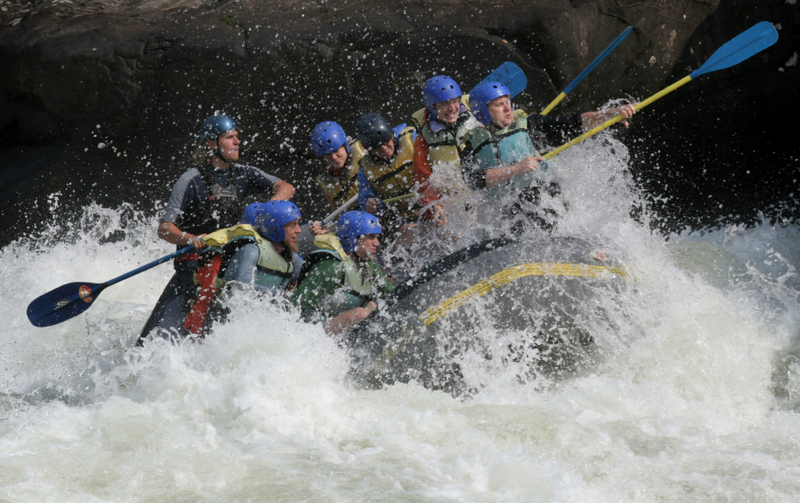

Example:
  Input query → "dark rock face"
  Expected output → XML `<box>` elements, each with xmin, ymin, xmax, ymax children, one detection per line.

<box><xmin>0</xmin><ymin>0</ymin><xmax>797</xmax><ymax>246</ymax></box>
<box><xmin>626</xmin><ymin>0</ymin><xmax>800</xmax><ymax>231</ymax></box>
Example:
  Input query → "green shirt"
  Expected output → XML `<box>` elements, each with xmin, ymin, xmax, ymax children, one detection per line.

<box><xmin>293</xmin><ymin>257</ymin><xmax>395</xmax><ymax>323</ymax></box>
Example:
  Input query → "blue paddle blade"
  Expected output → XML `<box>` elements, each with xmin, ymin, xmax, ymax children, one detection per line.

<box><xmin>692</xmin><ymin>22</ymin><xmax>778</xmax><ymax>78</ymax></box>
<box><xmin>469</xmin><ymin>61</ymin><xmax>528</xmax><ymax>98</ymax></box>
<box><xmin>563</xmin><ymin>26</ymin><xmax>633</xmax><ymax>95</ymax></box>
<box><xmin>27</xmin><ymin>282</ymin><xmax>103</xmax><ymax>327</ymax></box>
<box><xmin>27</xmin><ymin>246</ymin><xmax>193</xmax><ymax>328</ymax></box>
<box><xmin>392</xmin><ymin>122</ymin><xmax>416</xmax><ymax>142</ymax></box>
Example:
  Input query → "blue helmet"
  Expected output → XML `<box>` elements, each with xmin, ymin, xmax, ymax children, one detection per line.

<box><xmin>199</xmin><ymin>114</ymin><xmax>239</xmax><ymax>142</ymax></box>
<box><xmin>337</xmin><ymin>211</ymin><xmax>382</xmax><ymax>254</ymax></box>
<box><xmin>422</xmin><ymin>75</ymin><xmax>462</xmax><ymax>118</ymax></box>
<box><xmin>311</xmin><ymin>121</ymin><xmax>350</xmax><ymax>157</ymax></box>
<box><xmin>241</xmin><ymin>201</ymin><xmax>301</xmax><ymax>243</ymax></box>
<box><xmin>469</xmin><ymin>81</ymin><xmax>511</xmax><ymax>125</ymax></box>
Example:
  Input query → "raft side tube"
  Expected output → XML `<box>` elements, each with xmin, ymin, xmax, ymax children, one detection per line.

<box><xmin>347</xmin><ymin>236</ymin><xmax>629</xmax><ymax>394</ymax></box>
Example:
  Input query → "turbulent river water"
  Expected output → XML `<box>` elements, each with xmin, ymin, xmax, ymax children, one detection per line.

<box><xmin>2</xmin><ymin>134</ymin><xmax>800</xmax><ymax>502</ymax></box>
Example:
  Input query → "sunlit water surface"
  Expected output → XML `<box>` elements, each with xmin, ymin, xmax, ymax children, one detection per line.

<box><xmin>2</xmin><ymin>136</ymin><xmax>800</xmax><ymax>502</ymax></box>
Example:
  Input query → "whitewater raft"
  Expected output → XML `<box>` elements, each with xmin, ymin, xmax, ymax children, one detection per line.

<box><xmin>344</xmin><ymin>234</ymin><xmax>629</xmax><ymax>394</ymax></box>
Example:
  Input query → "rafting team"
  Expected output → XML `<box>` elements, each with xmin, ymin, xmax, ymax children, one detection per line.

<box><xmin>136</xmin><ymin>74</ymin><xmax>636</xmax><ymax>345</ymax></box>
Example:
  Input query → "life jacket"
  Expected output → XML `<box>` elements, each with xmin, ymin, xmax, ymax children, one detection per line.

<box><xmin>462</xmin><ymin>109</ymin><xmax>548</xmax><ymax>192</ymax></box>
<box><xmin>314</xmin><ymin>137</ymin><xmax>365</xmax><ymax>208</ymax></box>
<box><xmin>198</xmin><ymin>166</ymin><xmax>243</xmax><ymax>232</ymax></box>
<box><xmin>183</xmin><ymin>224</ymin><xmax>302</xmax><ymax>335</ymax></box>
<box><xmin>206</xmin><ymin>224</ymin><xmax>302</xmax><ymax>288</ymax></box>
<box><xmin>410</xmin><ymin>96</ymin><xmax>478</xmax><ymax>168</ymax></box>
<box><xmin>183</xmin><ymin>253</ymin><xmax>222</xmax><ymax>337</ymax></box>
<box><xmin>358</xmin><ymin>126</ymin><xmax>419</xmax><ymax>221</ymax></box>
<box><xmin>296</xmin><ymin>233</ymin><xmax>382</xmax><ymax>317</ymax></box>
<box><xmin>411</xmin><ymin>96</ymin><xmax>480</xmax><ymax>208</ymax></box>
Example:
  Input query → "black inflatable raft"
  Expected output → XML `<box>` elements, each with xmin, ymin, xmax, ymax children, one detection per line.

<box><xmin>345</xmin><ymin>234</ymin><xmax>629</xmax><ymax>395</ymax></box>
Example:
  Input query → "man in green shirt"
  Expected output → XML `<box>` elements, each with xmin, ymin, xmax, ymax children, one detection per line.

<box><xmin>293</xmin><ymin>211</ymin><xmax>395</xmax><ymax>336</ymax></box>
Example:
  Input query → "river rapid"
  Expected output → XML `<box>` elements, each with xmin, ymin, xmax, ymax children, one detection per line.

<box><xmin>2</xmin><ymin>133</ymin><xmax>800</xmax><ymax>502</ymax></box>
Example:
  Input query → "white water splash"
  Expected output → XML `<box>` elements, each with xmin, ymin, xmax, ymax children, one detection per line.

<box><xmin>2</xmin><ymin>136</ymin><xmax>800</xmax><ymax>501</ymax></box>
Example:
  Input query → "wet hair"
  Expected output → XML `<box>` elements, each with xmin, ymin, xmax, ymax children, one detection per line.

<box><xmin>193</xmin><ymin>142</ymin><xmax>214</xmax><ymax>166</ymax></box>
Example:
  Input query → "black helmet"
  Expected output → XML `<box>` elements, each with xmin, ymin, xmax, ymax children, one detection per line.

<box><xmin>354</xmin><ymin>113</ymin><xmax>394</xmax><ymax>150</ymax></box>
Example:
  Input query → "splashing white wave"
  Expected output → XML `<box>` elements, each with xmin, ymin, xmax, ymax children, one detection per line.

<box><xmin>2</xmin><ymin>135</ymin><xmax>800</xmax><ymax>501</ymax></box>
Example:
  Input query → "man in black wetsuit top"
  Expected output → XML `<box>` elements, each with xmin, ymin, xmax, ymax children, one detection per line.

<box><xmin>137</xmin><ymin>113</ymin><xmax>295</xmax><ymax>344</ymax></box>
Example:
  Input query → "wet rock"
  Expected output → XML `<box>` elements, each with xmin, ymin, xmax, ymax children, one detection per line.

<box><xmin>0</xmin><ymin>0</ymin><xmax>797</xmax><ymax>244</ymax></box>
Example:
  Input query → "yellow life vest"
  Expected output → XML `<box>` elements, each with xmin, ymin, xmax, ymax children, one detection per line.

<box><xmin>314</xmin><ymin>137</ymin><xmax>365</xmax><ymax>208</ymax></box>
<box><xmin>203</xmin><ymin>224</ymin><xmax>298</xmax><ymax>285</ymax></box>
<box><xmin>358</xmin><ymin>126</ymin><xmax>419</xmax><ymax>221</ymax></box>
<box><xmin>410</xmin><ymin>95</ymin><xmax>479</xmax><ymax>169</ymax></box>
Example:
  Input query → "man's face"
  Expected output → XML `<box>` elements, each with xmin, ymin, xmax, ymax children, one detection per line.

<box><xmin>433</xmin><ymin>97</ymin><xmax>461</xmax><ymax>124</ymax></box>
<box><xmin>283</xmin><ymin>220</ymin><xmax>301</xmax><ymax>253</ymax></box>
<box><xmin>354</xmin><ymin>234</ymin><xmax>380</xmax><ymax>261</ymax></box>
<box><xmin>323</xmin><ymin>145</ymin><xmax>348</xmax><ymax>170</ymax></box>
<box><xmin>373</xmin><ymin>138</ymin><xmax>395</xmax><ymax>160</ymax></box>
<box><xmin>487</xmin><ymin>95</ymin><xmax>513</xmax><ymax>128</ymax></box>
<box><xmin>210</xmin><ymin>130</ymin><xmax>240</xmax><ymax>162</ymax></box>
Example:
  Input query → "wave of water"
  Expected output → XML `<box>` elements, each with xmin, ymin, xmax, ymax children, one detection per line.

<box><xmin>2</xmin><ymin>134</ymin><xmax>800</xmax><ymax>501</ymax></box>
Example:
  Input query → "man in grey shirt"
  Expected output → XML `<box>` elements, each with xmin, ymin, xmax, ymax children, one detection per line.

<box><xmin>137</xmin><ymin>114</ymin><xmax>294</xmax><ymax>344</ymax></box>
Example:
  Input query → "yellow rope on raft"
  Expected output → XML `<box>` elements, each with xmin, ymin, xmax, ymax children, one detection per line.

<box><xmin>419</xmin><ymin>262</ymin><xmax>627</xmax><ymax>327</ymax></box>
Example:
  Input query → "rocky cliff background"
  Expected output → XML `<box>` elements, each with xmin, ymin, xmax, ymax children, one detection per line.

<box><xmin>1</xmin><ymin>0</ymin><xmax>798</xmax><ymax>246</ymax></box>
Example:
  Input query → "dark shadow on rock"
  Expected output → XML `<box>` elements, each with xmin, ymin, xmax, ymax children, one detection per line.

<box><xmin>0</xmin><ymin>0</ymin><xmax>797</xmax><ymax>248</ymax></box>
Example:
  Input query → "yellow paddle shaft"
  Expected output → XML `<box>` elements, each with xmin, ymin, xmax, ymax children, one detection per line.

<box><xmin>378</xmin><ymin>74</ymin><xmax>693</xmax><ymax>204</ymax></box>
<box><xmin>539</xmin><ymin>91</ymin><xmax>567</xmax><ymax>116</ymax></box>
<box><xmin>543</xmin><ymin>75</ymin><xmax>693</xmax><ymax>160</ymax></box>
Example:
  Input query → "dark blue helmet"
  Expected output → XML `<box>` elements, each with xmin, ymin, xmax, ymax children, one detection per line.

<box><xmin>199</xmin><ymin>114</ymin><xmax>239</xmax><ymax>142</ymax></box>
<box><xmin>354</xmin><ymin>113</ymin><xmax>394</xmax><ymax>150</ymax></box>
<box><xmin>242</xmin><ymin>201</ymin><xmax>301</xmax><ymax>243</ymax></box>
<box><xmin>336</xmin><ymin>211</ymin><xmax>382</xmax><ymax>254</ymax></box>
<box><xmin>311</xmin><ymin>121</ymin><xmax>350</xmax><ymax>157</ymax></box>
<box><xmin>422</xmin><ymin>75</ymin><xmax>462</xmax><ymax>118</ymax></box>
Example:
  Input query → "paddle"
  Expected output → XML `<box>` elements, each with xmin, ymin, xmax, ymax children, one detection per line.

<box><xmin>469</xmin><ymin>61</ymin><xmax>528</xmax><ymax>98</ymax></box>
<box><xmin>382</xmin><ymin>193</ymin><xmax>414</xmax><ymax>205</ymax></box>
<box><xmin>539</xmin><ymin>26</ymin><xmax>633</xmax><ymax>115</ymax></box>
<box><xmin>27</xmin><ymin>245</ymin><xmax>195</xmax><ymax>327</ymax></box>
<box><xmin>375</xmin><ymin>23</ymin><xmax>778</xmax><ymax>205</ymax></box>
<box><xmin>317</xmin><ymin>193</ymin><xmax>412</xmax><ymax>227</ymax></box>
<box><xmin>322</xmin><ymin>194</ymin><xmax>359</xmax><ymax>224</ymax></box>
<box><xmin>542</xmin><ymin>21</ymin><xmax>779</xmax><ymax>160</ymax></box>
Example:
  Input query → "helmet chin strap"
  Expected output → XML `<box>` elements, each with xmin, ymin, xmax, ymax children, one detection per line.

<box><xmin>210</xmin><ymin>135</ymin><xmax>231</xmax><ymax>168</ymax></box>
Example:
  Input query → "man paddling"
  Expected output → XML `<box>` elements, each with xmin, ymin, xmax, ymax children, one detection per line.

<box><xmin>292</xmin><ymin>211</ymin><xmax>395</xmax><ymax>337</ymax></box>
<box><xmin>461</xmin><ymin>81</ymin><xmax>636</xmax><ymax>233</ymax></box>
<box><xmin>137</xmin><ymin>114</ymin><xmax>295</xmax><ymax>345</ymax></box>
<box><xmin>220</xmin><ymin>201</ymin><xmax>304</xmax><ymax>294</ymax></box>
